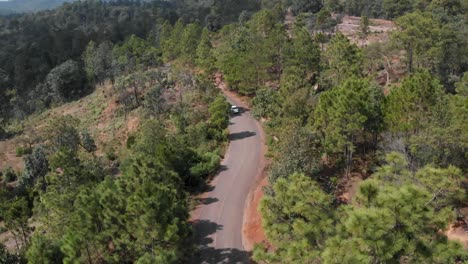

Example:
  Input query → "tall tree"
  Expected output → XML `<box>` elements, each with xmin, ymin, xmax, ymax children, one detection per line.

<box><xmin>119</xmin><ymin>155</ymin><xmax>190</xmax><ymax>263</ymax></box>
<box><xmin>312</xmin><ymin>77</ymin><xmax>382</xmax><ymax>175</ymax></box>
<box><xmin>383</xmin><ymin>71</ymin><xmax>444</xmax><ymax>134</ymax></box>
<box><xmin>196</xmin><ymin>28</ymin><xmax>215</xmax><ymax>72</ymax></box>
<box><xmin>278</xmin><ymin>24</ymin><xmax>319</xmax><ymax>119</ymax></box>
<box><xmin>180</xmin><ymin>22</ymin><xmax>202</xmax><ymax>65</ymax></box>
<box><xmin>254</xmin><ymin>173</ymin><xmax>334</xmax><ymax>263</ymax></box>
<box><xmin>321</xmin><ymin>33</ymin><xmax>363</xmax><ymax>89</ymax></box>
<box><xmin>391</xmin><ymin>12</ymin><xmax>441</xmax><ymax>73</ymax></box>
<box><xmin>323</xmin><ymin>155</ymin><xmax>466</xmax><ymax>263</ymax></box>
<box><xmin>22</xmin><ymin>145</ymin><xmax>48</xmax><ymax>190</ymax></box>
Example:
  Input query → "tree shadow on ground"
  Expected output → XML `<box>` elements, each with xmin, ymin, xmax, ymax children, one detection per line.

<box><xmin>218</xmin><ymin>165</ymin><xmax>228</xmax><ymax>172</ymax></box>
<box><xmin>195</xmin><ymin>197</ymin><xmax>219</xmax><ymax>205</ymax></box>
<box><xmin>189</xmin><ymin>220</ymin><xmax>251</xmax><ymax>264</ymax></box>
<box><xmin>229</xmin><ymin>131</ymin><xmax>256</xmax><ymax>141</ymax></box>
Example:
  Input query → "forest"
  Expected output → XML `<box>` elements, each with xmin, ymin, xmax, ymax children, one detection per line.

<box><xmin>0</xmin><ymin>0</ymin><xmax>467</xmax><ymax>263</ymax></box>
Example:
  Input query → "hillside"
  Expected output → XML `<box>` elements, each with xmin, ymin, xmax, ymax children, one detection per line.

<box><xmin>0</xmin><ymin>0</ymin><xmax>467</xmax><ymax>263</ymax></box>
<box><xmin>0</xmin><ymin>0</ymin><xmax>73</xmax><ymax>14</ymax></box>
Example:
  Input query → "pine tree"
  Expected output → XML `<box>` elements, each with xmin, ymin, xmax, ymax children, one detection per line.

<box><xmin>321</xmin><ymin>33</ymin><xmax>363</xmax><ymax>89</ymax></box>
<box><xmin>82</xmin><ymin>41</ymin><xmax>97</xmax><ymax>84</ymax></box>
<box><xmin>119</xmin><ymin>155</ymin><xmax>189</xmax><ymax>263</ymax></box>
<box><xmin>196</xmin><ymin>28</ymin><xmax>215</xmax><ymax>72</ymax></box>
<box><xmin>312</xmin><ymin>77</ymin><xmax>383</xmax><ymax>175</ymax></box>
<box><xmin>27</xmin><ymin>234</ymin><xmax>63</xmax><ymax>264</ymax></box>
<box><xmin>254</xmin><ymin>173</ymin><xmax>334</xmax><ymax>263</ymax></box>
<box><xmin>180</xmin><ymin>22</ymin><xmax>202</xmax><ymax>65</ymax></box>
<box><xmin>383</xmin><ymin>70</ymin><xmax>444</xmax><ymax>134</ymax></box>
<box><xmin>284</xmin><ymin>24</ymin><xmax>320</xmax><ymax>81</ymax></box>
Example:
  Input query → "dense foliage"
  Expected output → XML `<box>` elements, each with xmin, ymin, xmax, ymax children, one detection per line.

<box><xmin>0</xmin><ymin>0</ymin><xmax>260</xmax><ymax>125</ymax></box>
<box><xmin>0</xmin><ymin>0</ymin><xmax>467</xmax><ymax>263</ymax></box>
<box><xmin>0</xmin><ymin>0</ymin><xmax>73</xmax><ymax>15</ymax></box>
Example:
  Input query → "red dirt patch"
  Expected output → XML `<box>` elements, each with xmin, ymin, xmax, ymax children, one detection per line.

<box><xmin>126</xmin><ymin>115</ymin><xmax>140</xmax><ymax>135</ymax></box>
<box><xmin>337</xmin><ymin>174</ymin><xmax>363</xmax><ymax>203</ymax></box>
<box><xmin>446</xmin><ymin>221</ymin><xmax>468</xmax><ymax>249</ymax></box>
<box><xmin>243</xmin><ymin>175</ymin><xmax>268</xmax><ymax>251</ymax></box>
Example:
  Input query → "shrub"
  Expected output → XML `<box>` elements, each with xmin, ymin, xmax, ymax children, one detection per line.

<box><xmin>126</xmin><ymin>135</ymin><xmax>136</xmax><ymax>149</ymax></box>
<box><xmin>2</xmin><ymin>167</ymin><xmax>17</xmax><ymax>183</ymax></box>
<box><xmin>190</xmin><ymin>152</ymin><xmax>221</xmax><ymax>178</ymax></box>
<box><xmin>15</xmin><ymin>146</ymin><xmax>31</xmax><ymax>157</ymax></box>
<box><xmin>105</xmin><ymin>147</ymin><xmax>117</xmax><ymax>161</ymax></box>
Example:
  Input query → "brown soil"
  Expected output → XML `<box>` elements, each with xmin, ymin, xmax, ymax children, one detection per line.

<box><xmin>337</xmin><ymin>173</ymin><xmax>363</xmax><ymax>204</ymax></box>
<box><xmin>446</xmin><ymin>221</ymin><xmax>468</xmax><ymax>249</ymax></box>
<box><xmin>0</xmin><ymin>228</ymin><xmax>19</xmax><ymax>251</ymax></box>
<box><xmin>336</xmin><ymin>15</ymin><xmax>396</xmax><ymax>47</ymax></box>
<box><xmin>0</xmin><ymin>137</ymin><xmax>23</xmax><ymax>172</ymax></box>
<box><xmin>243</xmin><ymin>175</ymin><xmax>269</xmax><ymax>251</ymax></box>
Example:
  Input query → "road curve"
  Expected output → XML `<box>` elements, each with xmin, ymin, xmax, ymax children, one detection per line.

<box><xmin>190</xmin><ymin>90</ymin><xmax>264</xmax><ymax>263</ymax></box>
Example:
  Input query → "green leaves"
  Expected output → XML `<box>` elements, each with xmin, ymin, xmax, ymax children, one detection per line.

<box><xmin>321</xmin><ymin>33</ymin><xmax>363</xmax><ymax>89</ymax></box>
<box><xmin>208</xmin><ymin>96</ymin><xmax>230</xmax><ymax>140</ymax></box>
<box><xmin>216</xmin><ymin>10</ymin><xmax>287</xmax><ymax>95</ymax></box>
<box><xmin>196</xmin><ymin>28</ymin><xmax>215</xmax><ymax>72</ymax></box>
<box><xmin>312</xmin><ymin>77</ymin><xmax>383</xmax><ymax>174</ymax></box>
<box><xmin>120</xmin><ymin>155</ymin><xmax>189</xmax><ymax>263</ymax></box>
<box><xmin>258</xmin><ymin>151</ymin><xmax>466</xmax><ymax>263</ymax></box>
<box><xmin>392</xmin><ymin>12</ymin><xmax>441</xmax><ymax>72</ymax></box>
<box><xmin>255</xmin><ymin>173</ymin><xmax>334</xmax><ymax>263</ymax></box>
<box><xmin>252</xmin><ymin>88</ymin><xmax>280</xmax><ymax>119</ymax></box>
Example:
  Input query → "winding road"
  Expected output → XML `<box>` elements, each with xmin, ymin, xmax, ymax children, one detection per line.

<box><xmin>190</xmin><ymin>88</ymin><xmax>264</xmax><ymax>263</ymax></box>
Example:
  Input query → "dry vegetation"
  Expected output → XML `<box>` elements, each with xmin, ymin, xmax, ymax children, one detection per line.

<box><xmin>0</xmin><ymin>82</ymin><xmax>140</xmax><ymax>173</ymax></box>
<box><xmin>336</xmin><ymin>15</ymin><xmax>396</xmax><ymax>46</ymax></box>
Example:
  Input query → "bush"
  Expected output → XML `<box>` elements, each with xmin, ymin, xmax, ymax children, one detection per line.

<box><xmin>2</xmin><ymin>167</ymin><xmax>17</xmax><ymax>183</ymax></box>
<box><xmin>126</xmin><ymin>135</ymin><xmax>136</xmax><ymax>149</ymax></box>
<box><xmin>15</xmin><ymin>146</ymin><xmax>31</xmax><ymax>157</ymax></box>
<box><xmin>190</xmin><ymin>152</ymin><xmax>221</xmax><ymax>178</ymax></box>
<box><xmin>105</xmin><ymin>147</ymin><xmax>117</xmax><ymax>161</ymax></box>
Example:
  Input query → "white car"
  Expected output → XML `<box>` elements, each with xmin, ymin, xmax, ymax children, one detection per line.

<box><xmin>231</xmin><ymin>105</ymin><xmax>240</xmax><ymax>114</ymax></box>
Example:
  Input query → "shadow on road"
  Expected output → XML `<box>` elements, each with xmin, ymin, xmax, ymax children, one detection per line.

<box><xmin>218</xmin><ymin>165</ymin><xmax>228</xmax><ymax>172</ymax></box>
<box><xmin>190</xmin><ymin>220</ymin><xmax>251</xmax><ymax>264</ymax></box>
<box><xmin>229</xmin><ymin>131</ymin><xmax>256</xmax><ymax>141</ymax></box>
<box><xmin>196</xmin><ymin>197</ymin><xmax>219</xmax><ymax>205</ymax></box>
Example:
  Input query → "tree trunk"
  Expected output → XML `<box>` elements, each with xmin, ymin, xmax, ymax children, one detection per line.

<box><xmin>133</xmin><ymin>83</ymin><xmax>140</xmax><ymax>107</ymax></box>
<box><xmin>86</xmin><ymin>244</ymin><xmax>93</xmax><ymax>264</ymax></box>
<box><xmin>408</xmin><ymin>45</ymin><xmax>414</xmax><ymax>73</ymax></box>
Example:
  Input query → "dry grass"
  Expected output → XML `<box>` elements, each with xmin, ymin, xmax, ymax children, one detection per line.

<box><xmin>0</xmin><ymin>81</ymin><xmax>141</xmax><ymax>174</ymax></box>
<box><xmin>335</xmin><ymin>15</ymin><xmax>396</xmax><ymax>47</ymax></box>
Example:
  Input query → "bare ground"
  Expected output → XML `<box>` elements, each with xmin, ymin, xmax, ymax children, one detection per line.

<box><xmin>446</xmin><ymin>221</ymin><xmax>468</xmax><ymax>249</ymax></box>
<box><xmin>336</xmin><ymin>15</ymin><xmax>396</xmax><ymax>47</ymax></box>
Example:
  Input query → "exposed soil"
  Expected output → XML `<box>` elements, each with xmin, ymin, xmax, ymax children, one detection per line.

<box><xmin>0</xmin><ymin>229</ymin><xmax>19</xmax><ymax>251</ymax></box>
<box><xmin>0</xmin><ymin>137</ymin><xmax>23</xmax><ymax>171</ymax></box>
<box><xmin>446</xmin><ymin>221</ymin><xmax>468</xmax><ymax>249</ymax></box>
<box><xmin>243</xmin><ymin>175</ymin><xmax>269</xmax><ymax>251</ymax></box>
<box><xmin>336</xmin><ymin>15</ymin><xmax>396</xmax><ymax>47</ymax></box>
<box><xmin>337</xmin><ymin>173</ymin><xmax>363</xmax><ymax>204</ymax></box>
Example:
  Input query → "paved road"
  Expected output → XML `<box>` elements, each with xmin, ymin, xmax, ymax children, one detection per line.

<box><xmin>191</xmin><ymin>94</ymin><xmax>263</xmax><ymax>263</ymax></box>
